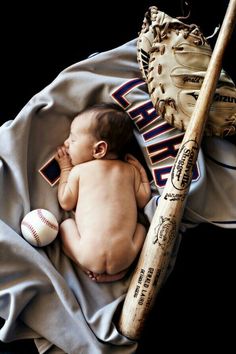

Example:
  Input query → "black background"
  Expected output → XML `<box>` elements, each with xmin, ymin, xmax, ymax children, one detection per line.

<box><xmin>0</xmin><ymin>0</ymin><xmax>236</xmax><ymax>353</ymax></box>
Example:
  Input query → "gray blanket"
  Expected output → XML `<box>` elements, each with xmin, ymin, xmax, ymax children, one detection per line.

<box><xmin>1</xmin><ymin>38</ymin><xmax>236</xmax><ymax>354</ymax></box>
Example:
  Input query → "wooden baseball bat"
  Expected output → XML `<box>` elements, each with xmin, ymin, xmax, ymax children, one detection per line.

<box><xmin>118</xmin><ymin>0</ymin><xmax>236</xmax><ymax>340</ymax></box>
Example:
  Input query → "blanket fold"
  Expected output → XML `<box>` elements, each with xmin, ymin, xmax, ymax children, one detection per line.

<box><xmin>1</xmin><ymin>38</ymin><xmax>236</xmax><ymax>353</ymax></box>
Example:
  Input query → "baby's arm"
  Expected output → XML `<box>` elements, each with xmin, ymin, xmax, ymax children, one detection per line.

<box><xmin>126</xmin><ymin>153</ymin><xmax>151</xmax><ymax>209</ymax></box>
<box><xmin>55</xmin><ymin>146</ymin><xmax>79</xmax><ymax>211</ymax></box>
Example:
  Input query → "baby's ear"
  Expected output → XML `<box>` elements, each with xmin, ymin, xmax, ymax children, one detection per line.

<box><xmin>92</xmin><ymin>141</ymin><xmax>108</xmax><ymax>159</ymax></box>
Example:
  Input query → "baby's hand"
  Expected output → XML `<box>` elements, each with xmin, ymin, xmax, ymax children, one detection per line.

<box><xmin>125</xmin><ymin>153</ymin><xmax>150</xmax><ymax>186</ymax></box>
<box><xmin>125</xmin><ymin>153</ymin><xmax>143</xmax><ymax>171</ymax></box>
<box><xmin>55</xmin><ymin>146</ymin><xmax>73</xmax><ymax>171</ymax></box>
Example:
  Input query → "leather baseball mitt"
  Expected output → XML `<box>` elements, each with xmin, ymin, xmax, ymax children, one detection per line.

<box><xmin>137</xmin><ymin>6</ymin><xmax>236</xmax><ymax>137</ymax></box>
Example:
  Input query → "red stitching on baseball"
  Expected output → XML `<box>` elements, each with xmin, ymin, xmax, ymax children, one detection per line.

<box><xmin>37</xmin><ymin>209</ymin><xmax>58</xmax><ymax>231</ymax></box>
<box><xmin>22</xmin><ymin>220</ymin><xmax>41</xmax><ymax>247</ymax></box>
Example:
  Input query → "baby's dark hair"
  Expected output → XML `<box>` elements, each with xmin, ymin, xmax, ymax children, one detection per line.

<box><xmin>86</xmin><ymin>103</ymin><xmax>134</xmax><ymax>158</ymax></box>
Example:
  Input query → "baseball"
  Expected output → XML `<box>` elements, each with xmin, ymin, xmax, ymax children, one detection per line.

<box><xmin>21</xmin><ymin>209</ymin><xmax>59</xmax><ymax>247</ymax></box>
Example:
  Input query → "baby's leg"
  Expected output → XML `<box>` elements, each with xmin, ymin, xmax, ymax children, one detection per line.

<box><xmin>59</xmin><ymin>218</ymin><xmax>82</xmax><ymax>265</ymax></box>
<box><xmin>132</xmin><ymin>222</ymin><xmax>146</xmax><ymax>255</ymax></box>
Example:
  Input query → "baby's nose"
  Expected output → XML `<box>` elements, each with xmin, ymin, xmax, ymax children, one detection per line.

<box><xmin>64</xmin><ymin>139</ymin><xmax>69</xmax><ymax>147</ymax></box>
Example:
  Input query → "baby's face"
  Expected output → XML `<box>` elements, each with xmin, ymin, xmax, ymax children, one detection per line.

<box><xmin>64</xmin><ymin>112</ymin><xmax>97</xmax><ymax>165</ymax></box>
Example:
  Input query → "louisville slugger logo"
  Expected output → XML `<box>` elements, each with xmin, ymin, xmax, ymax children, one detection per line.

<box><xmin>188</xmin><ymin>91</ymin><xmax>236</xmax><ymax>103</ymax></box>
<box><xmin>172</xmin><ymin>139</ymin><xmax>199</xmax><ymax>190</ymax></box>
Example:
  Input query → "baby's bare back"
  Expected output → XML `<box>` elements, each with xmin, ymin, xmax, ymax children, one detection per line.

<box><xmin>75</xmin><ymin>159</ymin><xmax>139</xmax><ymax>273</ymax></box>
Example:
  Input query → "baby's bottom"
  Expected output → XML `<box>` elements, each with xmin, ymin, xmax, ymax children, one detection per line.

<box><xmin>59</xmin><ymin>218</ymin><xmax>146</xmax><ymax>283</ymax></box>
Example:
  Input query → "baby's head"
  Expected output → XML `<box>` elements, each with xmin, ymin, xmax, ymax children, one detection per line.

<box><xmin>65</xmin><ymin>103</ymin><xmax>133</xmax><ymax>165</ymax></box>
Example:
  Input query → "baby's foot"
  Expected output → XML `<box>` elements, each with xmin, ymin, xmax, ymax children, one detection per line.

<box><xmin>86</xmin><ymin>270</ymin><xmax>98</xmax><ymax>281</ymax></box>
<box><xmin>86</xmin><ymin>270</ymin><xmax>127</xmax><ymax>283</ymax></box>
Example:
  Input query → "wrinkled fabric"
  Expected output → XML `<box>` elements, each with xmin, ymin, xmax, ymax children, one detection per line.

<box><xmin>1</xmin><ymin>38</ymin><xmax>236</xmax><ymax>354</ymax></box>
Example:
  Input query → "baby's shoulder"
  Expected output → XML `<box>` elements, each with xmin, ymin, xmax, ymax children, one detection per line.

<box><xmin>102</xmin><ymin>159</ymin><xmax>133</xmax><ymax>176</ymax></box>
<box><xmin>70</xmin><ymin>164</ymin><xmax>83</xmax><ymax>176</ymax></box>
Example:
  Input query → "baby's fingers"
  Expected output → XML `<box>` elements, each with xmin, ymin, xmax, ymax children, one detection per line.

<box><xmin>125</xmin><ymin>153</ymin><xmax>140</xmax><ymax>166</ymax></box>
<box><xmin>56</xmin><ymin>146</ymin><xmax>67</xmax><ymax>158</ymax></box>
<box><xmin>125</xmin><ymin>153</ymin><xmax>135</xmax><ymax>162</ymax></box>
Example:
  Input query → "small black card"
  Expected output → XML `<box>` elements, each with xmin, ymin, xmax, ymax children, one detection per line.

<box><xmin>38</xmin><ymin>156</ymin><xmax>60</xmax><ymax>186</ymax></box>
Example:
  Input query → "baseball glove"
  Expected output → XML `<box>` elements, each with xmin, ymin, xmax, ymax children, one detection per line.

<box><xmin>137</xmin><ymin>6</ymin><xmax>236</xmax><ymax>137</ymax></box>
